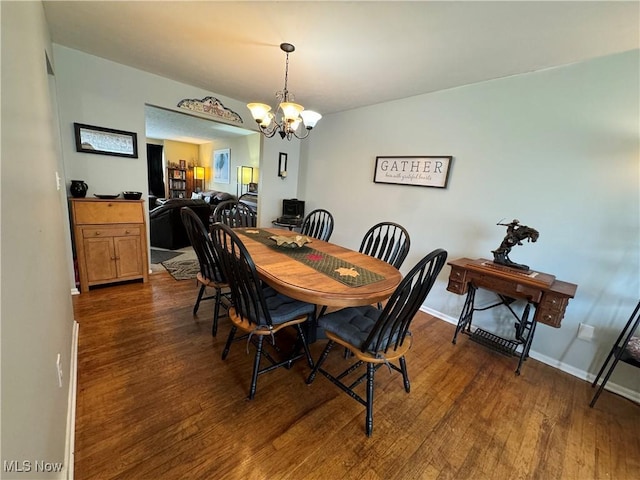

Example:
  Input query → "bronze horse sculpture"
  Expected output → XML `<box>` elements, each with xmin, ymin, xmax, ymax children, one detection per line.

<box><xmin>492</xmin><ymin>219</ymin><xmax>539</xmax><ymax>271</ymax></box>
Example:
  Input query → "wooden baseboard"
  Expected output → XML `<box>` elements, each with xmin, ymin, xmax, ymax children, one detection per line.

<box><xmin>63</xmin><ymin>321</ymin><xmax>79</xmax><ymax>480</ymax></box>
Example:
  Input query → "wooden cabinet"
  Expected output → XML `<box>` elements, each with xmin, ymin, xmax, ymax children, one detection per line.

<box><xmin>447</xmin><ymin>258</ymin><xmax>577</xmax><ymax>373</ymax></box>
<box><xmin>70</xmin><ymin>198</ymin><xmax>149</xmax><ymax>292</ymax></box>
<box><xmin>447</xmin><ymin>258</ymin><xmax>577</xmax><ymax>328</ymax></box>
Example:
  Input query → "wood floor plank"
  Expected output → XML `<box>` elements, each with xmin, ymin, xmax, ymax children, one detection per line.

<box><xmin>72</xmin><ymin>269</ymin><xmax>640</xmax><ymax>479</ymax></box>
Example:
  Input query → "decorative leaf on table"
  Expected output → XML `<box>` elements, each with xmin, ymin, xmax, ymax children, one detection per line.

<box><xmin>335</xmin><ymin>267</ymin><xmax>360</xmax><ymax>278</ymax></box>
<box><xmin>270</xmin><ymin>235</ymin><xmax>312</xmax><ymax>248</ymax></box>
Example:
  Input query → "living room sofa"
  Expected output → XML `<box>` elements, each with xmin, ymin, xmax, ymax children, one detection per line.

<box><xmin>150</xmin><ymin>191</ymin><xmax>236</xmax><ymax>250</ymax></box>
<box><xmin>149</xmin><ymin>199</ymin><xmax>213</xmax><ymax>250</ymax></box>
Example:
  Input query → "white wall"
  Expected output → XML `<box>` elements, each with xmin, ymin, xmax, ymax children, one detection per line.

<box><xmin>52</xmin><ymin>44</ymin><xmax>261</xmax><ymax>259</ymax></box>
<box><xmin>1</xmin><ymin>1</ymin><xmax>76</xmax><ymax>477</ymax></box>
<box><xmin>200</xmin><ymin>134</ymin><xmax>261</xmax><ymax>198</ymax></box>
<box><xmin>300</xmin><ymin>50</ymin><xmax>640</xmax><ymax>395</ymax></box>
<box><xmin>53</xmin><ymin>44</ymin><xmax>253</xmax><ymax>198</ymax></box>
<box><xmin>258</xmin><ymin>136</ymin><xmax>303</xmax><ymax>227</ymax></box>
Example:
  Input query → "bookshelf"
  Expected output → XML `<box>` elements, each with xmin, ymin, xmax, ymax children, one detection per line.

<box><xmin>167</xmin><ymin>167</ymin><xmax>187</xmax><ymax>198</ymax></box>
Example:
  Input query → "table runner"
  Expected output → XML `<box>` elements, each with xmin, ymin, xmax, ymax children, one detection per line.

<box><xmin>237</xmin><ymin>229</ymin><xmax>386</xmax><ymax>287</ymax></box>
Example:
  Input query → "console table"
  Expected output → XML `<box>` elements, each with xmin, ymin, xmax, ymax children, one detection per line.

<box><xmin>447</xmin><ymin>258</ymin><xmax>577</xmax><ymax>374</ymax></box>
<box><xmin>272</xmin><ymin>217</ymin><xmax>303</xmax><ymax>231</ymax></box>
<box><xmin>71</xmin><ymin>198</ymin><xmax>149</xmax><ymax>292</ymax></box>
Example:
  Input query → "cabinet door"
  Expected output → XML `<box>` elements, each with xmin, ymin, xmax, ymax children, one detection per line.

<box><xmin>84</xmin><ymin>237</ymin><xmax>117</xmax><ymax>283</ymax></box>
<box><xmin>114</xmin><ymin>235</ymin><xmax>143</xmax><ymax>278</ymax></box>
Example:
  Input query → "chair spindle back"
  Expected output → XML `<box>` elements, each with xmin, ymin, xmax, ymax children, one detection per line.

<box><xmin>363</xmin><ymin>248</ymin><xmax>447</xmax><ymax>354</ymax></box>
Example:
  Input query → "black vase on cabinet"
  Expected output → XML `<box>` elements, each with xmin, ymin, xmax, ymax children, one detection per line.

<box><xmin>70</xmin><ymin>180</ymin><xmax>88</xmax><ymax>198</ymax></box>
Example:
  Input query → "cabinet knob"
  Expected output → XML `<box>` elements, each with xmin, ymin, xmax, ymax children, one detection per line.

<box><xmin>95</xmin><ymin>231</ymin><xmax>101</xmax><ymax>236</ymax></box>
<box><xmin>125</xmin><ymin>230</ymin><xmax>130</xmax><ymax>234</ymax></box>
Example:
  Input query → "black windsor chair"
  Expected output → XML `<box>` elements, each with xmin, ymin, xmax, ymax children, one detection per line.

<box><xmin>306</xmin><ymin>248</ymin><xmax>448</xmax><ymax>436</ymax></box>
<box><xmin>180</xmin><ymin>207</ymin><xmax>229</xmax><ymax>336</ymax></box>
<box><xmin>300</xmin><ymin>209</ymin><xmax>334</xmax><ymax>242</ymax></box>
<box><xmin>212</xmin><ymin>200</ymin><xmax>257</xmax><ymax>228</ymax></box>
<box><xmin>359</xmin><ymin>221</ymin><xmax>411</xmax><ymax>269</ymax></box>
<box><xmin>590</xmin><ymin>299</ymin><xmax>640</xmax><ymax>407</ymax></box>
<box><xmin>359</xmin><ymin>221</ymin><xmax>411</xmax><ymax>311</ymax></box>
<box><xmin>210</xmin><ymin>222</ymin><xmax>316</xmax><ymax>400</ymax></box>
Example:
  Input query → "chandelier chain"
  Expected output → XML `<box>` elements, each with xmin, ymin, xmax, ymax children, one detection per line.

<box><xmin>284</xmin><ymin>51</ymin><xmax>289</xmax><ymax>100</ymax></box>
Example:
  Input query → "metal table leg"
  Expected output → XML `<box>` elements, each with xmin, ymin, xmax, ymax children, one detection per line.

<box><xmin>452</xmin><ymin>284</ymin><xmax>539</xmax><ymax>374</ymax></box>
<box><xmin>452</xmin><ymin>285</ymin><xmax>476</xmax><ymax>344</ymax></box>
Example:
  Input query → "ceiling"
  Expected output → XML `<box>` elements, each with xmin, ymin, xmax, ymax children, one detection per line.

<box><xmin>144</xmin><ymin>105</ymin><xmax>255</xmax><ymax>144</ymax></box>
<box><xmin>43</xmin><ymin>1</ymin><xmax>639</xmax><ymax>142</ymax></box>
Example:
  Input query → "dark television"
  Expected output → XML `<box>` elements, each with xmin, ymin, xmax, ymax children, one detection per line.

<box><xmin>282</xmin><ymin>199</ymin><xmax>305</xmax><ymax>218</ymax></box>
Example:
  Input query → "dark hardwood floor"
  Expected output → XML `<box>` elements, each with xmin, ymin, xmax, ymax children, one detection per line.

<box><xmin>72</xmin><ymin>269</ymin><xmax>640</xmax><ymax>479</ymax></box>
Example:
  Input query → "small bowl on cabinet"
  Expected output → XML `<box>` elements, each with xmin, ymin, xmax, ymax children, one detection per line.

<box><xmin>123</xmin><ymin>191</ymin><xmax>143</xmax><ymax>200</ymax></box>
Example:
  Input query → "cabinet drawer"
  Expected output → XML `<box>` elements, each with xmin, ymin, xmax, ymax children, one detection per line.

<box><xmin>539</xmin><ymin>294</ymin><xmax>568</xmax><ymax>313</ymax></box>
<box><xmin>73</xmin><ymin>200</ymin><xmax>143</xmax><ymax>224</ymax></box>
<box><xmin>82</xmin><ymin>227</ymin><xmax>141</xmax><ymax>238</ymax></box>
<box><xmin>536</xmin><ymin>294</ymin><xmax>569</xmax><ymax>327</ymax></box>
<box><xmin>469</xmin><ymin>273</ymin><xmax>542</xmax><ymax>303</ymax></box>
<box><xmin>447</xmin><ymin>266</ymin><xmax>468</xmax><ymax>294</ymax></box>
<box><xmin>536</xmin><ymin>309</ymin><xmax>565</xmax><ymax>328</ymax></box>
<box><xmin>447</xmin><ymin>279</ymin><xmax>467</xmax><ymax>295</ymax></box>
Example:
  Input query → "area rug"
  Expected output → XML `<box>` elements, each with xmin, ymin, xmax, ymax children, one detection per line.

<box><xmin>150</xmin><ymin>248</ymin><xmax>184</xmax><ymax>265</ymax></box>
<box><xmin>161</xmin><ymin>249</ymin><xmax>199</xmax><ymax>280</ymax></box>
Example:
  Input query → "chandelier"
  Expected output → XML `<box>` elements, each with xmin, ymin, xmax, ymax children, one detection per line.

<box><xmin>247</xmin><ymin>43</ymin><xmax>322</xmax><ymax>140</ymax></box>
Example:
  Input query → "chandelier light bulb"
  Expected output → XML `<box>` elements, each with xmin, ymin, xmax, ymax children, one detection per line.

<box><xmin>290</xmin><ymin>118</ymin><xmax>302</xmax><ymax>131</ymax></box>
<box><xmin>260</xmin><ymin>114</ymin><xmax>272</xmax><ymax>128</ymax></box>
<box><xmin>300</xmin><ymin>110</ymin><xmax>322</xmax><ymax>129</ymax></box>
<box><xmin>280</xmin><ymin>102</ymin><xmax>304</xmax><ymax>123</ymax></box>
<box><xmin>247</xmin><ymin>103</ymin><xmax>271</xmax><ymax>124</ymax></box>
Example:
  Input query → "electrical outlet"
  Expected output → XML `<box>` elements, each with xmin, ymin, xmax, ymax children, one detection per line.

<box><xmin>56</xmin><ymin>353</ymin><xmax>63</xmax><ymax>387</ymax></box>
<box><xmin>55</xmin><ymin>171</ymin><xmax>61</xmax><ymax>191</ymax></box>
<box><xmin>577</xmin><ymin>323</ymin><xmax>595</xmax><ymax>341</ymax></box>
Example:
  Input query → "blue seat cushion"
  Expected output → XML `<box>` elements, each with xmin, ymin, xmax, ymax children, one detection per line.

<box><xmin>260</xmin><ymin>286</ymin><xmax>315</xmax><ymax>325</ymax></box>
<box><xmin>318</xmin><ymin>305</ymin><xmax>383</xmax><ymax>351</ymax></box>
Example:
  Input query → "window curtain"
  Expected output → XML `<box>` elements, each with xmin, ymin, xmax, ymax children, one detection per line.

<box><xmin>147</xmin><ymin>144</ymin><xmax>165</xmax><ymax>198</ymax></box>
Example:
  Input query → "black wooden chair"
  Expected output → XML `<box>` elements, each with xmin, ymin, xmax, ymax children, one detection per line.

<box><xmin>300</xmin><ymin>209</ymin><xmax>334</xmax><ymax>241</ymax></box>
<box><xmin>359</xmin><ymin>221</ymin><xmax>411</xmax><ymax>269</ymax></box>
<box><xmin>306</xmin><ymin>248</ymin><xmax>448</xmax><ymax>436</ymax></box>
<box><xmin>590</xmin><ymin>299</ymin><xmax>640</xmax><ymax>407</ymax></box>
<box><xmin>212</xmin><ymin>200</ymin><xmax>257</xmax><ymax>228</ymax></box>
<box><xmin>180</xmin><ymin>207</ymin><xmax>229</xmax><ymax>336</ymax></box>
<box><xmin>210</xmin><ymin>222</ymin><xmax>315</xmax><ymax>400</ymax></box>
<box><xmin>356</xmin><ymin>221</ymin><xmax>412</xmax><ymax>312</ymax></box>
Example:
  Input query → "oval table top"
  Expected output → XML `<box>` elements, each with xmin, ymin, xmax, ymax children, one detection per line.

<box><xmin>235</xmin><ymin>228</ymin><xmax>402</xmax><ymax>308</ymax></box>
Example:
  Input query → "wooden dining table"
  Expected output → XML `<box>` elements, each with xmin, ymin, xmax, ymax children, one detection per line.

<box><xmin>234</xmin><ymin>228</ymin><xmax>402</xmax><ymax>309</ymax></box>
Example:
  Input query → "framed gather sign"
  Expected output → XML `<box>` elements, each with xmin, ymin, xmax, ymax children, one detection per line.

<box><xmin>373</xmin><ymin>156</ymin><xmax>452</xmax><ymax>188</ymax></box>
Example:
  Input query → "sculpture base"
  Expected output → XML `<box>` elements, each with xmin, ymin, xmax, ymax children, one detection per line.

<box><xmin>492</xmin><ymin>252</ymin><xmax>528</xmax><ymax>271</ymax></box>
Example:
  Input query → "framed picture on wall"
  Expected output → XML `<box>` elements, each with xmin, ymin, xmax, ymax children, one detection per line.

<box><xmin>179</xmin><ymin>159</ymin><xmax>186</xmax><ymax>169</ymax></box>
<box><xmin>373</xmin><ymin>156</ymin><xmax>453</xmax><ymax>188</ymax></box>
<box><xmin>278</xmin><ymin>152</ymin><xmax>288</xmax><ymax>177</ymax></box>
<box><xmin>74</xmin><ymin>123</ymin><xmax>138</xmax><ymax>158</ymax></box>
<box><xmin>213</xmin><ymin>148</ymin><xmax>230</xmax><ymax>184</ymax></box>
